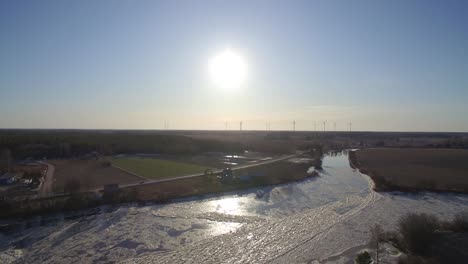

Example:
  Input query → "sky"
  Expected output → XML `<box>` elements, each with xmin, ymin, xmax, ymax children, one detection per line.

<box><xmin>1</xmin><ymin>0</ymin><xmax>467</xmax><ymax>131</ymax></box>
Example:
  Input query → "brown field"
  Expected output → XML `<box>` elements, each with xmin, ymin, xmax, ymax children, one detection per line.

<box><xmin>351</xmin><ymin>148</ymin><xmax>468</xmax><ymax>192</ymax></box>
<box><xmin>51</xmin><ymin>159</ymin><xmax>143</xmax><ymax>192</ymax></box>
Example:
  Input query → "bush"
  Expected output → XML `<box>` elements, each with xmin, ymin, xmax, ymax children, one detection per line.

<box><xmin>398</xmin><ymin>255</ymin><xmax>438</xmax><ymax>264</ymax></box>
<box><xmin>100</xmin><ymin>160</ymin><xmax>111</xmax><ymax>167</ymax></box>
<box><xmin>355</xmin><ymin>251</ymin><xmax>372</xmax><ymax>264</ymax></box>
<box><xmin>398</xmin><ymin>213</ymin><xmax>440</xmax><ymax>256</ymax></box>
<box><xmin>448</xmin><ymin>212</ymin><xmax>468</xmax><ymax>232</ymax></box>
<box><xmin>63</xmin><ymin>193</ymin><xmax>88</xmax><ymax>210</ymax></box>
<box><xmin>372</xmin><ymin>213</ymin><xmax>468</xmax><ymax>263</ymax></box>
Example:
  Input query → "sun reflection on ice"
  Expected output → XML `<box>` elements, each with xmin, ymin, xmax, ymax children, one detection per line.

<box><xmin>209</xmin><ymin>222</ymin><xmax>243</xmax><ymax>237</ymax></box>
<box><xmin>214</xmin><ymin>197</ymin><xmax>241</xmax><ymax>215</ymax></box>
<box><xmin>207</xmin><ymin>197</ymin><xmax>245</xmax><ymax>236</ymax></box>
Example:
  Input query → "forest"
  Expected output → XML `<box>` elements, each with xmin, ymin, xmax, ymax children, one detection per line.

<box><xmin>0</xmin><ymin>129</ymin><xmax>245</xmax><ymax>160</ymax></box>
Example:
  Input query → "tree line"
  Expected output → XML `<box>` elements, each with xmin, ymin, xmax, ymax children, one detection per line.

<box><xmin>0</xmin><ymin>130</ymin><xmax>244</xmax><ymax>160</ymax></box>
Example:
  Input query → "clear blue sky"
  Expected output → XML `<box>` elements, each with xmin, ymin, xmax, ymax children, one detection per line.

<box><xmin>1</xmin><ymin>0</ymin><xmax>467</xmax><ymax>131</ymax></box>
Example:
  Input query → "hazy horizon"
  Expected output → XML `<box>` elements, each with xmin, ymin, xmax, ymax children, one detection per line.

<box><xmin>1</xmin><ymin>0</ymin><xmax>467</xmax><ymax>132</ymax></box>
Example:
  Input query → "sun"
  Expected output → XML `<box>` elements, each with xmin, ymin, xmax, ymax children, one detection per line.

<box><xmin>209</xmin><ymin>49</ymin><xmax>247</xmax><ymax>89</ymax></box>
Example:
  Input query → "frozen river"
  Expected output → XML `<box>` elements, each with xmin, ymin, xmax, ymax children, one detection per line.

<box><xmin>1</xmin><ymin>151</ymin><xmax>467</xmax><ymax>263</ymax></box>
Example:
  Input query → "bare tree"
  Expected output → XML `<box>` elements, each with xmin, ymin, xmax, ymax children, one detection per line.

<box><xmin>0</xmin><ymin>148</ymin><xmax>12</xmax><ymax>172</ymax></box>
<box><xmin>370</xmin><ymin>224</ymin><xmax>385</xmax><ymax>263</ymax></box>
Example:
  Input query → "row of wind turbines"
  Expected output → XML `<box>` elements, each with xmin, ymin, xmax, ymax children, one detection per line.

<box><xmin>224</xmin><ymin>120</ymin><xmax>353</xmax><ymax>132</ymax></box>
<box><xmin>162</xmin><ymin>120</ymin><xmax>353</xmax><ymax>132</ymax></box>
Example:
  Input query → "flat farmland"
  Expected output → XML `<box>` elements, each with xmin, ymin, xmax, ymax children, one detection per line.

<box><xmin>110</xmin><ymin>157</ymin><xmax>212</xmax><ymax>180</ymax></box>
<box><xmin>51</xmin><ymin>159</ymin><xmax>143</xmax><ymax>192</ymax></box>
<box><xmin>351</xmin><ymin>148</ymin><xmax>468</xmax><ymax>192</ymax></box>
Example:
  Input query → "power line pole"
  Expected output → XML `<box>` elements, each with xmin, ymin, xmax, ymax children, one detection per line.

<box><xmin>349</xmin><ymin>122</ymin><xmax>352</xmax><ymax>132</ymax></box>
<box><xmin>323</xmin><ymin>120</ymin><xmax>327</xmax><ymax>132</ymax></box>
<box><xmin>334</xmin><ymin>121</ymin><xmax>336</xmax><ymax>131</ymax></box>
<box><xmin>293</xmin><ymin>120</ymin><xmax>296</xmax><ymax>132</ymax></box>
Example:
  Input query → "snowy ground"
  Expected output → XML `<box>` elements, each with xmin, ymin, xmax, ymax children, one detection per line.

<box><xmin>1</xmin><ymin>151</ymin><xmax>467</xmax><ymax>263</ymax></box>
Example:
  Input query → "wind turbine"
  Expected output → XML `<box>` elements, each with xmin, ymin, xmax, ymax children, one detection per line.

<box><xmin>323</xmin><ymin>120</ymin><xmax>327</xmax><ymax>132</ymax></box>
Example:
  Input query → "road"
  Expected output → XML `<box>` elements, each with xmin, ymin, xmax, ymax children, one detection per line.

<box><xmin>107</xmin><ymin>152</ymin><xmax>305</xmax><ymax>191</ymax></box>
<box><xmin>37</xmin><ymin>161</ymin><xmax>55</xmax><ymax>196</ymax></box>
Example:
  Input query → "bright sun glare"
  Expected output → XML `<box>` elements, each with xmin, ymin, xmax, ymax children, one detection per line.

<box><xmin>209</xmin><ymin>49</ymin><xmax>247</xmax><ymax>89</ymax></box>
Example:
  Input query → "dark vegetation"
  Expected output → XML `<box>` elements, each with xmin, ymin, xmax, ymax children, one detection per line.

<box><xmin>0</xmin><ymin>129</ymin><xmax>244</xmax><ymax>160</ymax></box>
<box><xmin>1</xmin><ymin>130</ymin><xmax>467</xmax><ymax>164</ymax></box>
<box><xmin>355</xmin><ymin>251</ymin><xmax>372</xmax><ymax>264</ymax></box>
<box><xmin>349</xmin><ymin>149</ymin><xmax>468</xmax><ymax>193</ymax></box>
<box><xmin>363</xmin><ymin>212</ymin><xmax>468</xmax><ymax>264</ymax></box>
<box><xmin>0</xmin><ymin>183</ymin><xmax>139</xmax><ymax>219</ymax></box>
<box><xmin>166</xmin><ymin>130</ymin><xmax>468</xmax><ymax>156</ymax></box>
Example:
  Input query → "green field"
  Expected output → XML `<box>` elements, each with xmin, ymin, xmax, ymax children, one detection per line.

<box><xmin>110</xmin><ymin>157</ymin><xmax>212</xmax><ymax>180</ymax></box>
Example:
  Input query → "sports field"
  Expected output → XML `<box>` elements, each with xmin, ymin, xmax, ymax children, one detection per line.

<box><xmin>111</xmin><ymin>157</ymin><xmax>212</xmax><ymax>180</ymax></box>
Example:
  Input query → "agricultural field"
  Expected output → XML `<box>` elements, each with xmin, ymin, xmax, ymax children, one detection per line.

<box><xmin>351</xmin><ymin>148</ymin><xmax>468</xmax><ymax>192</ymax></box>
<box><xmin>110</xmin><ymin>157</ymin><xmax>213</xmax><ymax>180</ymax></box>
<box><xmin>51</xmin><ymin>159</ymin><xmax>143</xmax><ymax>192</ymax></box>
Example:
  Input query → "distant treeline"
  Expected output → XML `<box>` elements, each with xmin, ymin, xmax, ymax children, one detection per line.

<box><xmin>0</xmin><ymin>130</ymin><xmax>244</xmax><ymax>160</ymax></box>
